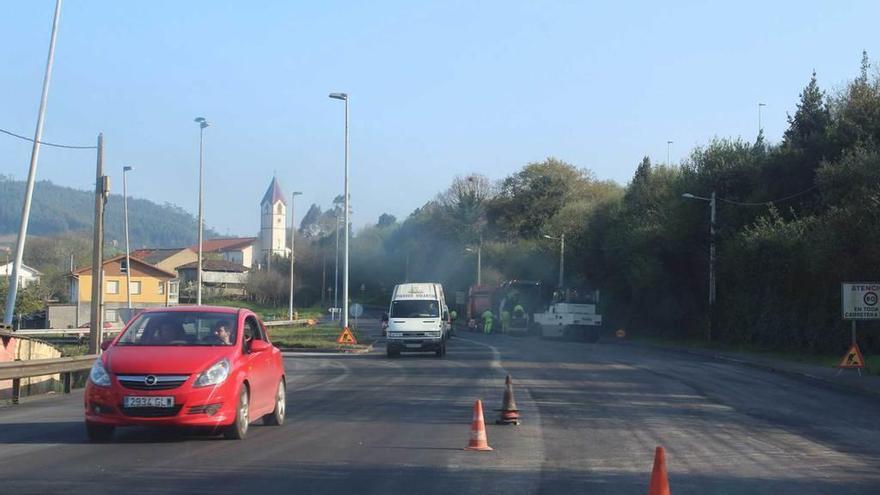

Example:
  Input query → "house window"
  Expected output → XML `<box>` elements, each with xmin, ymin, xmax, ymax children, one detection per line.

<box><xmin>130</xmin><ymin>281</ymin><xmax>141</xmax><ymax>295</ymax></box>
<box><xmin>158</xmin><ymin>282</ymin><xmax>165</xmax><ymax>295</ymax></box>
<box><xmin>106</xmin><ymin>280</ymin><xmax>119</xmax><ymax>294</ymax></box>
<box><xmin>105</xmin><ymin>309</ymin><xmax>119</xmax><ymax>322</ymax></box>
<box><xmin>169</xmin><ymin>281</ymin><xmax>179</xmax><ymax>296</ymax></box>
<box><xmin>277</xmin><ymin>204</ymin><xmax>283</xmax><ymax>214</ymax></box>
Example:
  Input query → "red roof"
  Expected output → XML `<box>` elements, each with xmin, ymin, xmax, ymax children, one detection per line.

<box><xmin>189</xmin><ymin>237</ymin><xmax>256</xmax><ymax>253</ymax></box>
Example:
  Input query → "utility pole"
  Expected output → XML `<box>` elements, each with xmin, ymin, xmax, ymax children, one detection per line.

<box><xmin>89</xmin><ymin>134</ymin><xmax>108</xmax><ymax>354</ymax></box>
<box><xmin>334</xmin><ymin>213</ymin><xmax>340</xmax><ymax>317</ymax></box>
<box><xmin>758</xmin><ymin>103</ymin><xmax>766</xmax><ymax>135</ymax></box>
<box><xmin>123</xmin><ymin>166</ymin><xmax>133</xmax><ymax>309</ymax></box>
<box><xmin>3</xmin><ymin>0</ymin><xmax>62</xmax><ymax>325</ymax></box>
<box><xmin>559</xmin><ymin>233</ymin><xmax>565</xmax><ymax>289</ymax></box>
<box><xmin>708</xmin><ymin>190</ymin><xmax>716</xmax><ymax>341</ymax></box>
<box><xmin>288</xmin><ymin>191</ymin><xmax>302</xmax><ymax>320</ymax></box>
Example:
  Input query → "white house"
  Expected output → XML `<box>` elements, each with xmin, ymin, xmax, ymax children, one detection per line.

<box><xmin>0</xmin><ymin>262</ymin><xmax>42</xmax><ymax>288</ymax></box>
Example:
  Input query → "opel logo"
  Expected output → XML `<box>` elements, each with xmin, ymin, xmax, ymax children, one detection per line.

<box><xmin>144</xmin><ymin>375</ymin><xmax>158</xmax><ymax>386</ymax></box>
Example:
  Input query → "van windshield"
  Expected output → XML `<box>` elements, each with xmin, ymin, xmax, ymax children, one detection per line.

<box><xmin>390</xmin><ymin>300</ymin><xmax>440</xmax><ymax>318</ymax></box>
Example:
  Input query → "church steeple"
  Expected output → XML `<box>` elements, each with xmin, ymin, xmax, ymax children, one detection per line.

<box><xmin>259</xmin><ymin>177</ymin><xmax>288</xmax><ymax>264</ymax></box>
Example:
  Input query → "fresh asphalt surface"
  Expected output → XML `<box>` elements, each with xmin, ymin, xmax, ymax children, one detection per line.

<box><xmin>1</xmin><ymin>320</ymin><xmax>879</xmax><ymax>494</ymax></box>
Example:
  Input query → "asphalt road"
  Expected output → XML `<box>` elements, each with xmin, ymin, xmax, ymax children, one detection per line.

<box><xmin>1</xmin><ymin>322</ymin><xmax>879</xmax><ymax>494</ymax></box>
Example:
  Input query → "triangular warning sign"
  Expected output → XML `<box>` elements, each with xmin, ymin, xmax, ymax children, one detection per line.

<box><xmin>336</xmin><ymin>327</ymin><xmax>358</xmax><ymax>345</ymax></box>
<box><xmin>837</xmin><ymin>343</ymin><xmax>865</xmax><ymax>368</ymax></box>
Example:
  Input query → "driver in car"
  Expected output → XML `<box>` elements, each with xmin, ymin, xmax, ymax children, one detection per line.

<box><xmin>211</xmin><ymin>321</ymin><xmax>233</xmax><ymax>345</ymax></box>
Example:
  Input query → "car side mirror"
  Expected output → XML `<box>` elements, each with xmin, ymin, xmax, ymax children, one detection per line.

<box><xmin>249</xmin><ymin>340</ymin><xmax>271</xmax><ymax>353</ymax></box>
<box><xmin>100</xmin><ymin>340</ymin><xmax>112</xmax><ymax>351</ymax></box>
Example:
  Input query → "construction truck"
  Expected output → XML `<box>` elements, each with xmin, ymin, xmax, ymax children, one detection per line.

<box><xmin>495</xmin><ymin>280</ymin><xmax>542</xmax><ymax>336</ymax></box>
<box><xmin>534</xmin><ymin>289</ymin><xmax>602</xmax><ymax>342</ymax></box>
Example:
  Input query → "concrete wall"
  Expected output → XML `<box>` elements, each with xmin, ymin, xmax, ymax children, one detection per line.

<box><xmin>0</xmin><ymin>337</ymin><xmax>63</xmax><ymax>401</ymax></box>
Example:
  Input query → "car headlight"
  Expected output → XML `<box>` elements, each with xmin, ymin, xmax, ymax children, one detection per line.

<box><xmin>194</xmin><ymin>359</ymin><xmax>230</xmax><ymax>388</ymax></box>
<box><xmin>89</xmin><ymin>360</ymin><xmax>111</xmax><ymax>387</ymax></box>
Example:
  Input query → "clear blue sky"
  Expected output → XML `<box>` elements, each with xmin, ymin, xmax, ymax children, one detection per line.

<box><xmin>1</xmin><ymin>1</ymin><xmax>878</xmax><ymax>237</ymax></box>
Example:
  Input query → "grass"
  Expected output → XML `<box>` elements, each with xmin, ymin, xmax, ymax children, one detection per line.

<box><xmin>266</xmin><ymin>323</ymin><xmax>373</xmax><ymax>350</ymax></box>
<box><xmin>633</xmin><ymin>335</ymin><xmax>879</xmax><ymax>375</ymax></box>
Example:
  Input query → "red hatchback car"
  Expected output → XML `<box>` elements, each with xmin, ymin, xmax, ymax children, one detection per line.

<box><xmin>84</xmin><ymin>306</ymin><xmax>286</xmax><ymax>441</ymax></box>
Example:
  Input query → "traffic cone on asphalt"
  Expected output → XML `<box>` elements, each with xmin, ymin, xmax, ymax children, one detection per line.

<box><xmin>496</xmin><ymin>374</ymin><xmax>521</xmax><ymax>425</ymax></box>
<box><xmin>464</xmin><ymin>400</ymin><xmax>493</xmax><ymax>451</ymax></box>
<box><xmin>648</xmin><ymin>446</ymin><xmax>671</xmax><ymax>495</ymax></box>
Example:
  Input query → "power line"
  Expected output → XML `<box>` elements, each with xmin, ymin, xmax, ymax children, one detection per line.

<box><xmin>718</xmin><ymin>185</ymin><xmax>819</xmax><ymax>206</ymax></box>
<box><xmin>0</xmin><ymin>127</ymin><xmax>96</xmax><ymax>149</ymax></box>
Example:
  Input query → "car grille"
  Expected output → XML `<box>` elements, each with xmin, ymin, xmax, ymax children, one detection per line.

<box><xmin>120</xmin><ymin>406</ymin><xmax>183</xmax><ymax>418</ymax></box>
<box><xmin>116</xmin><ymin>374</ymin><xmax>189</xmax><ymax>390</ymax></box>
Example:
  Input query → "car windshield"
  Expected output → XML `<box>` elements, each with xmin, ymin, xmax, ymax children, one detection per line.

<box><xmin>390</xmin><ymin>300</ymin><xmax>440</xmax><ymax>318</ymax></box>
<box><xmin>116</xmin><ymin>311</ymin><xmax>238</xmax><ymax>346</ymax></box>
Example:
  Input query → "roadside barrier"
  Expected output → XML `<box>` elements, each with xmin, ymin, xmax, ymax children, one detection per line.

<box><xmin>0</xmin><ymin>354</ymin><xmax>97</xmax><ymax>404</ymax></box>
<box><xmin>495</xmin><ymin>374</ymin><xmax>520</xmax><ymax>425</ymax></box>
<box><xmin>648</xmin><ymin>446</ymin><xmax>671</xmax><ymax>495</ymax></box>
<box><xmin>464</xmin><ymin>399</ymin><xmax>493</xmax><ymax>451</ymax></box>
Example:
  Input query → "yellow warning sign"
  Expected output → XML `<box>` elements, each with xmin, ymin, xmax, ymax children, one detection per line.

<box><xmin>336</xmin><ymin>327</ymin><xmax>358</xmax><ymax>345</ymax></box>
<box><xmin>837</xmin><ymin>344</ymin><xmax>866</xmax><ymax>368</ymax></box>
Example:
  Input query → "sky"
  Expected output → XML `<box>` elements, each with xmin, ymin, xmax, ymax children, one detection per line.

<box><xmin>1</xmin><ymin>1</ymin><xmax>879</xmax><ymax>237</ymax></box>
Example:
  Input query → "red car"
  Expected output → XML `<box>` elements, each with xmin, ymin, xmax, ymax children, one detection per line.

<box><xmin>84</xmin><ymin>306</ymin><xmax>286</xmax><ymax>441</ymax></box>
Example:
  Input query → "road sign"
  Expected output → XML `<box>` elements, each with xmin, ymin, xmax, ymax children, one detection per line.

<box><xmin>842</xmin><ymin>283</ymin><xmax>880</xmax><ymax>320</ymax></box>
<box><xmin>336</xmin><ymin>327</ymin><xmax>358</xmax><ymax>345</ymax></box>
<box><xmin>350</xmin><ymin>303</ymin><xmax>364</xmax><ymax>318</ymax></box>
<box><xmin>837</xmin><ymin>343</ymin><xmax>865</xmax><ymax>368</ymax></box>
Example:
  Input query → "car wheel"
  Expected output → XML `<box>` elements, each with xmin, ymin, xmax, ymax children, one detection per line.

<box><xmin>223</xmin><ymin>387</ymin><xmax>250</xmax><ymax>440</ymax></box>
<box><xmin>263</xmin><ymin>379</ymin><xmax>286</xmax><ymax>426</ymax></box>
<box><xmin>85</xmin><ymin>422</ymin><xmax>114</xmax><ymax>442</ymax></box>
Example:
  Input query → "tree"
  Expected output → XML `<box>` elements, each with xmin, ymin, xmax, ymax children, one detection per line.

<box><xmin>376</xmin><ymin>213</ymin><xmax>397</xmax><ymax>228</ymax></box>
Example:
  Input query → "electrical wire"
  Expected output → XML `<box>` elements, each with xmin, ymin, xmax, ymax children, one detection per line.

<box><xmin>718</xmin><ymin>184</ymin><xmax>819</xmax><ymax>206</ymax></box>
<box><xmin>0</xmin><ymin>127</ymin><xmax>97</xmax><ymax>149</ymax></box>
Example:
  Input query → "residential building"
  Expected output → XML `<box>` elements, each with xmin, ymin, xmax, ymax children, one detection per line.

<box><xmin>190</xmin><ymin>237</ymin><xmax>257</xmax><ymax>269</ymax></box>
<box><xmin>67</xmin><ymin>255</ymin><xmax>178</xmax><ymax>326</ymax></box>
<box><xmin>177</xmin><ymin>260</ymin><xmax>249</xmax><ymax>299</ymax></box>
<box><xmin>0</xmin><ymin>261</ymin><xmax>42</xmax><ymax>288</ymax></box>
<box><xmin>130</xmin><ymin>247</ymin><xmax>198</xmax><ymax>275</ymax></box>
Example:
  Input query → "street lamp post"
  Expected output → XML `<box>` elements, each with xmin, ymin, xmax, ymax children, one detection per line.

<box><xmin>3</xmin><ymin>0</ymin><xmax>62</xmax><ymax>325</ymax></box>
<box><xmin>333</xmin><ymin>213</ymin><xmax>340</xmax><ymax>320</ymax></box>
<box><xmin>465</xmin><ymin>243</ymin><xmax>482</xmax><ymax>286</ymax></box>
<box><xmin>194</xmin><ymin>117</ymin><xmax>210</xmax><ymax>306</ymax></box>
<box><xmin>123</xmin><ymin>166</ymin><xmax>133</xmax><ymax>309</ymax></box>
<box><xmin>329</xmin><ymin>92</ymin><xmax>350</xmax><ymax>330</ymax></box>
<box><xmin>288</xmin><ymin>191</ymin><xmax>302</xmax><ymax>320</ymax></box>
<box><xmin>667</xmin><ymin>140</ymin><xmax>673</xmax><ymax>165</ymax></box>
<box><xmin>682</xmin><ymin>191</ymin><xmax>717</xmax><ymax>341</ymax></box>
<box><xmin>758</xmin><ymin>103</ymin><xmax>766</xmax><ymax>135</ymax></box>
<box><xmin>543</xmin><ymin>233</ymin><xmax>565</xmax><ymax>288</ymax></box>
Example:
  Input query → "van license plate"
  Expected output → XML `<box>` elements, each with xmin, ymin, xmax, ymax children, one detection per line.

<box><xmin>124</xmin><ymin>396</ymin><xmax>174</xmax><ymax>408</ymax></box>
<box><xmin>405</xmin><ymin>344</ymin><xmax>422</xmax><ymax>348</ymax></box>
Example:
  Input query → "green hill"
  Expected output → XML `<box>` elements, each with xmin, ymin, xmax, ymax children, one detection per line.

<box><xmin>0</xmin><ymin>176</ymin><xmax>217</xmax><ymax>248</ymax></box>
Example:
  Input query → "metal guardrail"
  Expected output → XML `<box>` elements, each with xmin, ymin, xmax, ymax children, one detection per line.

<box><xmin>0</xmin><ymin>354</ymin><xmax>97</xmax><ymax>404</ymax></box>
<box><xmin>264</xmin><ymin>319</ymin><xmax>312</xmax><ymax>327</ymax></box>
<box><xmin>13</xmin><ymin>328</ymin><xmax>124</xmax><ymax>337</ymax></box>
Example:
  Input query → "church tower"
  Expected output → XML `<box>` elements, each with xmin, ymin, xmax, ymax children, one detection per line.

<box><xmin>260</xmin><ymin>177</ymin><xmax>288</xmax><ymax>263</ymax></box>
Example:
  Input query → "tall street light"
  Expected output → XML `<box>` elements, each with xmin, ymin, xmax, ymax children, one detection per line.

<box><xmin>4</xmin><ymin>0</ymin><xmax>62</xmax><ymax>325</ymax></box>
<box><xmin>682</xmin><ymin>191</ymin><xmax>716</xmax><ymax>341</ymax></box>
<box><xmin>194</xmin><ymin>117</ymin><xmax>210</xmax><ymax>305</ymax></box>
<box><xmin>758</xmin><ymin>102</ymin><xmax>767</xmax><ymax>135</ymax></box>
<box><xmin>288</xmin><ymin>191</ymin><xmax>302</xmax><ymax>320</ymax></box>
<box><xmin>667</xmin><ymin>140</ymin><xmax>673</xmax><ymax>165</ymax></box>
<box><xmin>329</xmin><ymin>92</ymin><xmax>350</xmax><ymax>330</ymax></box>
<box><xmin>123</xmin><ymin>166</ymin><xmax>134</xmax><ymax>309</ymax></box>
<box><xmin>334</xmin><ymin>212</ymin><xmax>340</xmax><ymax>319</ymax></box>
<box><xmin>464</xmin><ymin>243</ymin><xmax>482</xmax><ymax>286</ymax></box>
<box><xmin>543</xmin><ymin>233</ymin><xmax>565</xmax><ymax>289</ymax></box>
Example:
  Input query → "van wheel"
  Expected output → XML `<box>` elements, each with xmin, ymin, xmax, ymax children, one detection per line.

<box><xmin>85</xmin><ymin>422</ymin><xmax>114</xmax><ymax>442</ymax></box>
<box><xmin>435</xmin><ymin>343</ymin><xmax>446</xmax><ymax>357</ymax></box>
<box><xmin>387</xmin><ymin>347</ymin><xmax>399</xmax><ymax>358</ymax></box>
<box><xmin>223</xmin><ymin>387</ymin><xmax>250</xmax><ymax>440</ymax></box>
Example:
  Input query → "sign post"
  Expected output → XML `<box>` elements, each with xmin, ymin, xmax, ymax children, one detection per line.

<box><xmin>840</xmin><ymin>283</ymin><xmax>878</xmax><ymax>374</ymax></box>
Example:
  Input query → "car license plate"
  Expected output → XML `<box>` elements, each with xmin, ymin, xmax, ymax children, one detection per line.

<box><xmin>405</xmin><ymin>344</ymin><xmax>422</xmax><ymax>348</ymax></box>
<box><xmin>124</xmin><ymin>396</ymin><xmax>174</xmax><ymax>408</ymax></box>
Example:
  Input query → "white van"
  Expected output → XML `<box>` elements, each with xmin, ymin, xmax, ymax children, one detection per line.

<box><xmin>386</xmin><ymin>283</ymin><xmax>449</xmax><ymax>357</ymax></box>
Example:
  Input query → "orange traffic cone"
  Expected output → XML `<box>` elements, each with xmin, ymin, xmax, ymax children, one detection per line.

<box><xmin>464</xmin><ymin>400</ymin><xmax>493</xmax><ymax>451</ymax></box>
<box><xmin>496</xmin><ymin>374</ymin><xmax>520</xmax><ymax>425</ymax></box>
<box><xmin>648</xmin><ymin>446</ymin><xmax>671</xmax><ymax>495</ymax></box>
